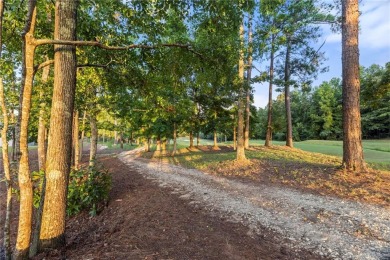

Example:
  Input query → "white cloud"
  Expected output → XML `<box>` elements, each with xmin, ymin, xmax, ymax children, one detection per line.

<box><xmin>324</xmin><ymin>32</ymin><xmax>341</xmax><ymax>43</ymax></box>
<box><xmin>253</xmin><ymin>93</ymin><xmax>268</xmax><ymax>109</ymax></box>
<box><xmin>321</xmin><ymin>1</ymin><xmax>390</xmax><ymax>49</ymax></box>
<box><xmin>360</xmin><ymin>1</ymin><xmax>390</xmax><ymax>49</ymax></box>
<box><xmin>252</xmin><ymin>82</ymin><xmax>280</xmax><ymax>109</ymax></box>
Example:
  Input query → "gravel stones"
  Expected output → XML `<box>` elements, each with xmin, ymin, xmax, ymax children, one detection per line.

<box><xmin>119</xmin><ymin>149</ymin><xmax>390</xmax><ymax>260</ymax></box>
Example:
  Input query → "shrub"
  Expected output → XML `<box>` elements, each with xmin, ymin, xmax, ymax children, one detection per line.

<box><xmin>31</xmin><ymin>164</ymin><xmax>112</xmax><ymax>217</ymax></box>
<box><xmin>67</xmin><ymin>165</ymin><xmax>112</xmax><ymax>216</ymax></box>
<box><xmin>274</xmin><ymin>132</ymin><xmax>286</xmax><ymax>141</ymax></box>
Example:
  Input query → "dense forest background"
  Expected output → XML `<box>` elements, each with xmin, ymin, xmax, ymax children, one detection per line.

<box><xmin>254</xmin><ymin>63</ymin><xmax>390</xmax><ymax>141</ymax></box>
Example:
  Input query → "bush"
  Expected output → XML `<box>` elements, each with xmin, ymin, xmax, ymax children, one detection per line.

<box><xmin>31</xmin><ymin>164</ymin><xmax>112</xmax><ymax>217</ymax></box>
<box><xmin>274</xmin><ymin>132</ymin><xmax>286</xmax><ymax>141</ymax></box>
<box><xmin>67</xmin><ymin>165</ymin><xmax>112</xmax><ymax>216</ymax></box>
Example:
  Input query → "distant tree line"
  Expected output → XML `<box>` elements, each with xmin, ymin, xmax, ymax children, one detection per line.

<box><xmin>255</xmin><ymin>63</ymin><xmax>390</xmax><ymax>141</ymax></box>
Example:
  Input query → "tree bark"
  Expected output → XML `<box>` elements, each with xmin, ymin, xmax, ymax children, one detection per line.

<box><xmin>244</xmin><ymin>14</ymin><xmax>253</xmax><ymax>149</ymax></box>
<box><xmin>79</xmin><ymin>110</ymin><xmax>86</xmax><ymax>164</ymax></box>
<box><xmin>196</xmin><ymin>132</ymin><xmax>200</xmax><ymax>147</ymax></box>
<box><xmin>342</xmin><ymin>0</ymin><xmax>366</xmax><ymax>172</ymax></box>
<box><xmin>73</xmin><ymin>110</ymin><xmax>80</xmax><ymax>169</ymax></box>
<box><xmin>147</xmin><ymin>137</ymin><xmax>151</xmax><ymax>152</ymax></box>
<box><xmin>40</xmin><ymin>0</ymin><xmax>78</xmax><ymax>250</ymax></box>
<box><xmin>9</xmin><ymin>73</ymin><xmax>16</xmax><ymax>162</ymax></box>
<box><xmin>120</xmin><ymin>132</ymin><xmax>124</xmax><ymax>149</ymax></box>
<box><xmin>11</xmin><ymin>111</ymin><xmax>16</xmax><ymax>161</ymax></box>
<box><xmin>29</xmin><ymin>176</ymin><xmax>45</xmax><ymax>258</ymax></box>
<box><xmin>15</xmin><ymin>1</ymin><xmax>37</xmax><ymax>257</ymax></box>
<box><xmin>31</xmin><ymin>60</ymin><xmax>50</xmax><ymax>258</ymax></box>
<box><xmin>114</xmin><ymin>118</ymin><xmax>117</xmax><ymax>144</ymax></box>
<box><xmin>189</xmin><ymin>131</ymin><xmax>194</xmax><ymax>148</ymax></box>
<box><xmin>233</xmin><ymin>124</ymin><xmax>237</xmax><ymax>150</ymax></box>
<box><xmin>89</xmin><ymin>113</ymin><xmax>98</xmax><ymax>167</ymax></box>
<box><xmin>236</xmin><ymin>21</ymin><xmax>246</xmax><ymax>161</ymax></box>
<box><xmin>37</xmin><ymin>60</ymin><xmax>50</xmax><ymax>171</ymax></box>
<box><xmin>284</xmin><ymin>38</ymin><xmax>293</xmax><ymax>148</ymax></box>
<box><xmin>1</xmin><ymin>80</ymin><xmax>12</xmax><ymax>260</ymax></box>
<box><xmin>172</xmin><ymin>122</ymin><xmax>177</xmax><ymax>156</ymax></box>
<box><xmin>156</xmin><ymin>135</ymin><xmax>161</xmax><ymax>151</ymax></box>
<box><xmin>162</xmin><ymin>139</ymin><xmax>167</xmax><ymax>151</ymax></box>
<box><xmin>265</xmin><ymin>34</ymin><xmax>275</xmax><ymax>147</ymax></box>
<box><xmin>213</xmin><ymin>130</ymin><xmax>218</xmax><ymax>149</ymax></box>
<box><xmin>0</xmin><ymin>2</ymin><xmax>11</xmax><ymax>259</ymax></box>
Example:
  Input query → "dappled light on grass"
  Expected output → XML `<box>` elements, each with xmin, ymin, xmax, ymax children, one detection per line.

<box><xmin>140</xmin><ymin>145</ymin><xmax>390</xmax><ymax>207</ymax></box>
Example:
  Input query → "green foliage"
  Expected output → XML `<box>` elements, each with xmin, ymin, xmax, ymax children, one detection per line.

<box><xmin>255</xmin><ymin>61</ymin><xmax>389</xmax><ymax>142</ymax></box>
<box><xmin>31</xmin><ymin>165</ymin><xmax>112</xmax><ymax>217</ymax></box>
<box><xmin>309</xmin><ymin>78</ymin><xmax>342</xmax><ymax>140</ymax></box>
<box><xmin>67</xmin><ymin>165</ymin><xmax>112</xmax><ymax>216</ymax></box>
<box><xmin>361</xmin><ymin>63</ymin><xmax>390</xmax><ymax>139</ymax></box>
<box><xmin>31</xmin><ymin>170</ymin><xmax>45</xmax><ymax>208</ymax></box>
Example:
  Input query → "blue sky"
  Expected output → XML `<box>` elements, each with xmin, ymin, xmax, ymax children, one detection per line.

<box><xmin>252</xmin><ymin>0</ymin><xmax>390</xmax><ymax>108</ymax></box>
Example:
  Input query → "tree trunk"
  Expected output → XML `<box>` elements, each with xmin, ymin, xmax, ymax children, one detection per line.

<box><xmin>172</xmin><ymin>122</ymin><xmax>177</xmax><ymax>156</ymax></box>
<box><xmin>284</xmin><ymin>38</ymin><xmax>293</xmax><ymax>148</ymax></box>
<box><xmin>233</xmin><ymin>124</ymin><xmax>237</xmax><ymax>150</ymax></box>
<box><xmin>29</xmin><ymin>177</ymin><xmax>45</xmax><ymax>258</ymax></box>
<box><xmin>31</xmin><ymin>60</ymin><xmax>50</xmax><ymax>257</ymax></box>
<box><xmin>0</xmin><ymin>3</ymin><xmax>11</xmax><ymax>259</ymax></box>
<box><xmin>15</xmin><ymin>2</ymin><xmax>37</xmax><ymax>257</ymax></box>
<box><xmin>196</xmin><ymin>132</ymin><xmax>200</xmax><ymax>147</ymax></box>
<box><xmin>156</xmin><ymin>135</ymin><xmax>161</xmax><ymax>151</ymax></box>
<box><xmin>213</xmin><ymin>130</ymin><xmax>218</xmax><ymax>149</ymax></box>
<box><xmin>120</xmin><ymin>132</ymin><xmax>124</xmax><ymax>149</ymax></box>
<box><xmin>244</xmin><ymin>14</ymin><xmax>253</xmax><ymax>149</ymax></box>
<box><xmin>114</xmin><ymin>118</ymin><xmax>117</xmax><ymax>145</ymax></box>
<box><xmin>89</xmin><ymin>113</ymin><xmax>98</xmax><ymax>167</ymax></box>
<box><xmin>40</xmin><ymin>0</ymin><xmax>78</xmax><ymax>250</ymax></box>
<box><xmin>342</xmin><ymin>0</ymin><xmax>366</xmax><ymax>172</ymax></box>
<box><xmin>11</xmin><ymin>112</ymin><xmax>16</xmax><ymax>161</ymax></box>
<box><xmin>1</xmin><ymin>80</ymin><xmax>12</xmax><ymax>260</ymax></box>
<box><xmin>213</xmin><ymin>110</ymin><xmax>218</xmax><ymax>149</ymax></box>
<box><xmin>73</xmin><ymin>110</ymin><xmax>80</xmax><ymax>169</ymax></box>
<box><xmin>37</xmin><ymin>61</ymin><xmax>50</xmax><ymax>171</ymax></box>
<box><xmin>79</xmin><ymin>110</ymin><xmax>86</xmax><ymax>164</ymax></box>
<box><xmin>162</xmin><ymin>139</ymin><xmax>167</xmax><ymax>151</ymax></box>
<box><xmin>189</xmin><ymin>131</ymin><xmax>194</xmax><ymax>148</ymax></box>
<box><xmin>9</xmin><ymin>74</ymin><xmax>16</xmax><ymax>162</ymax></box>
<box><xmin>147</xmin><ymin>138</ymin><xmax>151</xmax><ymax>152</ymax></box>
<box><xmin>236</xmin><ymin>21</ymin><xmax>246</xmax><ymax>161</ymax></box>
<box><xmin>265</xmin><ymin>34</ymin><xmax>275</xmax><ymax>147</ymax></box>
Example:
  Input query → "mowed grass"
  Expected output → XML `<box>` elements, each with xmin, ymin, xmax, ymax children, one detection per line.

<box><xmin>141</xmin><ymin>143</ymin><xmax>390</xmax><ymax>206</ymax></box>
<box><xmin>143</xmin><ymin>143</ymin><xmax>341</xmax><ymax>170</ymax></box>
<box><xmin>185</xmin><ymin>138</ymin><xmax>389</xmax><ymax>170</ymax></box>
<box><xmin>255</xmin><ymin>139</ymin><xmax>390</xmax><ymax>169</ymax></box>
<box><xmin>12</xmin><ymin>138</ymin><xmax>389</xmax><ymax>168</ymax></box>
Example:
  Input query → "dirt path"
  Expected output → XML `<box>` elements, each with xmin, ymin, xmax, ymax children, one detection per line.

<box><xmin>54</xmin><ymin>154</ymin><xmax>318</xmax><ymax>260</ymax></box>
<box><xmin>2</xmin><ymin>147</ymin><xmax>389</xmax><ymax>259</ymax></box>
<box><xmin>118</xmin><ymin>148</ymin><xmax>390</xmax><ymax>260</ymax></box>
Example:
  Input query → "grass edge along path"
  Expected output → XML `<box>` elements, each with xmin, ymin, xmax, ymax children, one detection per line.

<box><xmin>141</xmin><ymin>145</ymin><xmax>390</xmax><ymax>208</ymax></box>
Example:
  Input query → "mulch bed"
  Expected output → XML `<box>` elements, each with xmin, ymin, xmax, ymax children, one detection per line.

<box><xmin>1</xmin><ymin>150</ymin><xmax>322</xmax><ymax>259</ymax></box>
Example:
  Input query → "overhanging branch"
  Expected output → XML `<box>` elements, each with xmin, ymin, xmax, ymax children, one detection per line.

<box><xmin>34</xmin><ymin>59</ymin><xmax>54</xmax><ymax>74</ymax></box>
<box><xmin>34</xmin><ymin>39</ymin><xmax>203</xmax><ymax>58</ymax></box>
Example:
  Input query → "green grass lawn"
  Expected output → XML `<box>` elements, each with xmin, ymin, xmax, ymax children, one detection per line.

<box><xmin>249</xmin><ymin>139</ymin><xmax>390</xmax><ymax>169</ymax></box>
<box><xmin>173</xmin><ymin>137</ymin><xmax>389</xmax><ymax>170</ymax></box>
<box><xmin>8</xmin><ymin>137</ymin><xmax>387</xmax><ymax>170</ymax></box>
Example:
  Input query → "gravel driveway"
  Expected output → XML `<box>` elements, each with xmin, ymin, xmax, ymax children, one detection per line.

<box><xmin>118</xmin><ymin>149</ymin><xmax>390</xmax><ymax>260</ymax></box>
